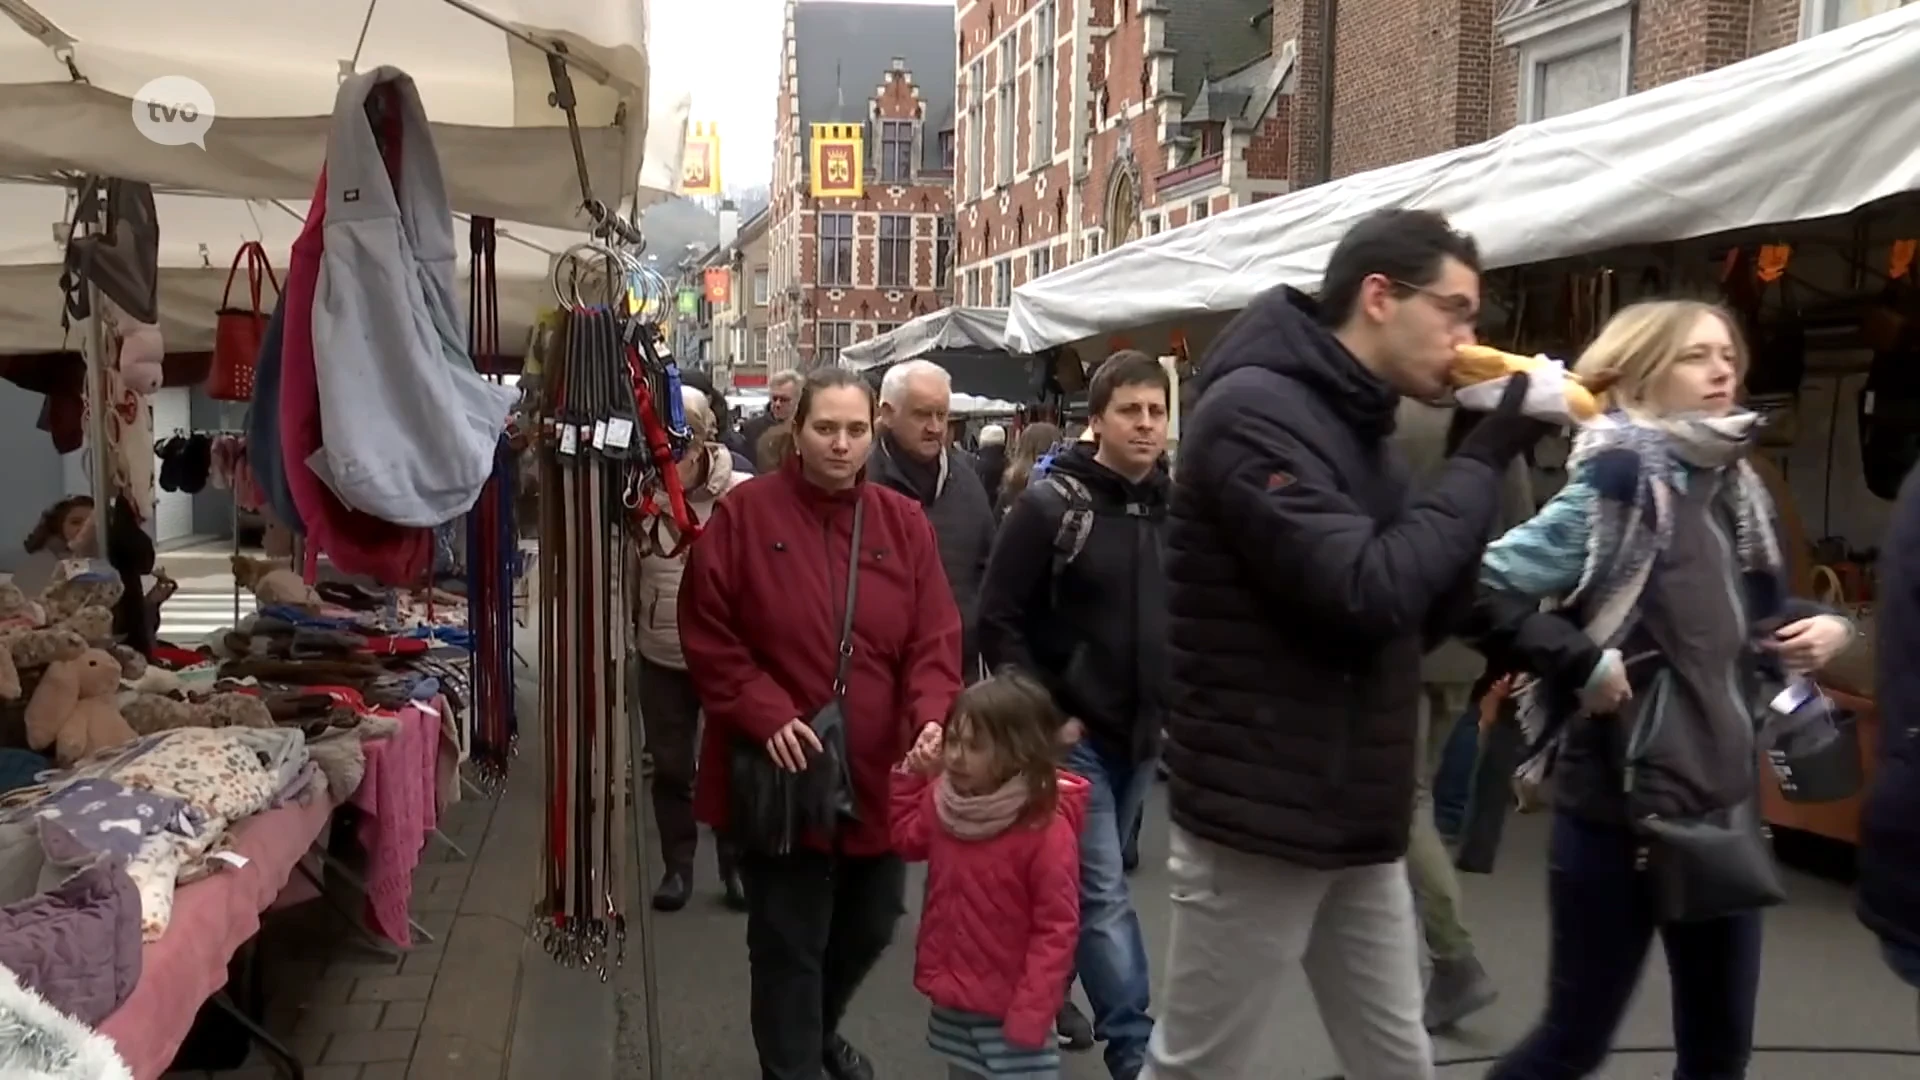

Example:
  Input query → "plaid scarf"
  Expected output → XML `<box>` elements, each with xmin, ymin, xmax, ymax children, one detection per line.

<box><xmin>1513</xmin><ymin>410</ymin><xmax>1783</xmax><ymax>790</ymax></box>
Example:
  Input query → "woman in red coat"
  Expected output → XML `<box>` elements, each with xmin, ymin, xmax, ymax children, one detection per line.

<box><xmin>680</xmin><ymin>366</ymin><xmax>964</xmax><ymax>1080</ymax></box>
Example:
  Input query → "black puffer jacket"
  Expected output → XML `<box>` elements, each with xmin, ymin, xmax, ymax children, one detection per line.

<box><xmin>978</xmin><ymin>443</ymin><xmax>1169</xmax><ymax>761</ymax></box>
<box><xmin>1861</xmin><ymin>465</ymin><xmax>1920</xmax><ymax>954</ymax></box>
<box><xmin>1164</xmin><ymin>287</ymin><xmax>1506</xmax><ymax>868</ymax></box>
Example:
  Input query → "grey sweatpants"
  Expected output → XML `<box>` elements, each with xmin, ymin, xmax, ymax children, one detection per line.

<box><xmin>1141</xmin><ymin>826</ymin><xmax>1433</xmax><ymax>1080</ymax></box>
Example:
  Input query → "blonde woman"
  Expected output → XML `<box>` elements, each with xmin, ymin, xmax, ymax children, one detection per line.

<box><xmin>635</xmin><ymin>384</ymin><xmax>750</xmax><ymax>913</ymax></box>
<box><xmin>1470</xmin><ymin>301</ymin><xmax>1852</xmax><ymax>1078</ymax></box>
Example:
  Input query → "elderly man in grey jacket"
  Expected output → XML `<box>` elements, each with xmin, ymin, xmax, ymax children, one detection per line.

<box><xmin>871</xmin><ymin>359</ymin><xmax>998</xmax><ymax>678</ymax></box>
<box><xmin>1393</xmin><ymin>397</ymin><xmax>1536</xmax><ymax>1030</ymax></box>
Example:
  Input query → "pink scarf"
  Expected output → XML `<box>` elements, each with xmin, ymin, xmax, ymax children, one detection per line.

<box><xmin>935</xmin><ymin>773</ymin><xmax>1030</xmax><ymax>840</ymax></box>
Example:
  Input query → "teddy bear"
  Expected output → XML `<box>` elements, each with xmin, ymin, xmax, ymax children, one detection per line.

<box><xmin>120</xmin><ymin>690</ymin><xmax>273</xmax><ymax>737</ymax></box>
<box><xmin>104</xmin><ymin>296</ymin><xmax>165</xmax><ymax>395</ymax></box>
<box><xmin>40</xmin><ymin>567</ymin><xmax>123</xmax><ymax>627</ymax></box>
<box><xmin>231</xmin><ymin>554</ymin><xmax>322</xmax><ymax>611</ymax></box>
<box><xmin>23</xmin><ymin>648</ymin><xmax>137</xmax><ymax>767</ymax></box>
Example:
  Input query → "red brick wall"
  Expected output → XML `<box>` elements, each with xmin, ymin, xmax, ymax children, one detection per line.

<box><xmin>1295</xmin><ymin>0</ymin><xmax>1812</xmax><ymax>179</ymax></box>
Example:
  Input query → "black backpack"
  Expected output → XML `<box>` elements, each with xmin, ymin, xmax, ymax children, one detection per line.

<box><xmin>61</xmin><ymin>176</ymin><xmax>161</xmax><ymax>326</ymax></box>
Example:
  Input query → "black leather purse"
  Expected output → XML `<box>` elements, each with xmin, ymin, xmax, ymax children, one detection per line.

<box><xmin>1633</xmin><ymin>798</ymin><xmax>1785</xmax><ymax>924</ymax></box>
<box><xmin>728</xmin><ymin>502</ymin><xmax>865</xmax><ymax>855</ymax></box>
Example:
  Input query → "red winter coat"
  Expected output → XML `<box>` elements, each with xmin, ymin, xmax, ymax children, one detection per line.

<box><xmin>683</xmin><ymin>457</ymin><xmax>964</xmax><ymax>857</ymax></box>
<box><xmin>891</xmin><ymin>768</ymin><xmax>1086</xmax><ymax>1050</ymax></box>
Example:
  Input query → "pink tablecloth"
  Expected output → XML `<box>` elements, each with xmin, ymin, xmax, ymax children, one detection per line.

<box><xmin>352</xmin><ymin>700</ymin><xmax>441</xmax><ymax>947</ymax></box>
<box><xmin>99</xmin><ymin>793</ymin><xmax>334</xmax><ymax>1080</ymax></box>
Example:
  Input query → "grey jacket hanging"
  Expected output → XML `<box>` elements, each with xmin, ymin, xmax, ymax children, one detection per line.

<box><xmin>309</xmin><ymin>68</ymin><xmax>519</xmax><ymax>528</ymax></box>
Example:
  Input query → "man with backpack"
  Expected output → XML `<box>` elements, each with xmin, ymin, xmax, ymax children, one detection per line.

<box><xmin>978</xmin><ymin>350</ymin><xmax>1171</xmax><ymax>1080</ymax></box>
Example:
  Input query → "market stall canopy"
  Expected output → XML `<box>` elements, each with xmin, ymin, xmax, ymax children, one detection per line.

<box><xmin>841</xmin><ymin>306</ymin><xmax>1020</xmax><ymax>371</ymax></box>
<box><xmin>952</xmin><ymin>392</ymin><xmax>1020</xmax><ymax>418</ymax></box>
<box><xmin>1004</xmin><ymin>4</ymin><xmax>1920</xmax><ymax>355</ymax></box>
<box><xmin>0</xmin><ymin>1</ymin><xmax>690</xmax><ymax>229</ymax></box>
<box><xmin>0</xmin><ymin>183</ymin><xmax>567</xmax><ymax>353</ymax></box>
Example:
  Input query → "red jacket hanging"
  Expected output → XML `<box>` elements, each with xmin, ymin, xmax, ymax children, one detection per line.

<box><xmin>279</xmin><ymin>160</ymin><xmax>430</xmax><ymax>583</ymax></box>
<box><xmin>681</xmin><ymin>456</ymin><xmax>964</xmax><ymax>857</ymax></box>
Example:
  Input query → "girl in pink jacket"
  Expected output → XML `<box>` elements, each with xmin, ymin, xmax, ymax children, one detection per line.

<box><xmin>892</xmin><ymin>673</ymin><xmax>1087</xmax><ymax>1079</ymax></box>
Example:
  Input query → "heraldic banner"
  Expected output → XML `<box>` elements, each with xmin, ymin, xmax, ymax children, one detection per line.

<box><xmin>810</xmin><ymin>123</ymin><xmax>864</xmax><ymax>199</ymax></box>
<box><xmin>682</xmin><ymin>121</ymin><xmax>722</xmax><ymax>196</ymax></box>
<box><xmin>704</xmin><ymin>267</ymin><xmax>732</xmax><ymax>305</ymax></box>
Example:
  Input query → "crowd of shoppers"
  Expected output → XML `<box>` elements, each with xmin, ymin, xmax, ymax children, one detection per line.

<box><xmin>630</xmin><ymin>205</ymin><xmax>1915</xmax><ymax>1080</ymax></box>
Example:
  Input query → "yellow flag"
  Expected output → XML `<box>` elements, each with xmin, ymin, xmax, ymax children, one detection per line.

<box><xmin>681</xmin><ymin>121</ymin><xmax>722</xmax><ymax>196</ymax></box>
<box><xmin>810</xmin><ymin>123</ymin><xmax>864</xmax><ymax>199</ymax></box>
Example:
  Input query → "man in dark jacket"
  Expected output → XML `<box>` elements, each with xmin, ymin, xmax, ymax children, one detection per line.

<box><xmin>1863</xmin><ymin>463</ymin><xmax>1920</xmax><ymax>1018</ymax></box>
<box><xmin>871</xmin><ymin>359</ymin><xmax>996</xmax><ymax>676</ymax></box>
<box><xmin>980</xmin><ymin>350</ymin><xmax>1170</xmax><ymax>1080</ymax></box>
<box><xmin>1143</xmin><ymin>210</ymin><xmax>1551</xmax><ymax>1080</ymax></box>
<box><xmin>740</xmin><ymin>368</ymin><xmax>800</xmax><ymax>464</ymax></box>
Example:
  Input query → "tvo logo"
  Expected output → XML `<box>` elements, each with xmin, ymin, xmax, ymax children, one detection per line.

<box><xmin>131</xmin><ymin>76</ymin><xmax>215</xmax><ymax>149</ymax></box>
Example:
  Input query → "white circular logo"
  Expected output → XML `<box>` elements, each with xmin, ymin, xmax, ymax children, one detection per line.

<box><xmin>130</xmin><ymin>76</ymin><xmax>215</xmax><ymax>149</ymax></box>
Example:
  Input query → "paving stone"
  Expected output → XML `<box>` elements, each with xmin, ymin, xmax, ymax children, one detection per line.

<box><xmin>302</xmin><ymin>1069</ymin><xmax>365</xmax><ymax>1080</ymax></box>
<box><xmin>293</xmin><ymin>1002</ymin><xmax>384</xmax><ymax>1035</ymax></box>
<box><xmin>360</xmin><ymin>1065</ymin><xmax>409</xmax><ymax>1080</ymax></box>
<box><xmin>381</xmin><ymin>1000</ymin><xmax>428</xmax><ymax>1030</ymax></box>
<box><xmin>399</xmin><ymin>949</ymin><xmax>442</xmax><ymax>977</ymax></box>
<box><xmin>322</xmin><ymin>1029</ymin><xmax>419</xmax><ymax>1065</ymax></box>
<box><xmin>350</xmin><ymin>974</ymin><xmax>436</xmax><ymax>1003</ymax></box>
<box><xmin>407</xmin><ymin>1033</ymin><xmax>503</xmax><ymax>1080</ymax></box>
<box><xmin>288</xmin><ymin>978</ymin><xmax>359</xmax><ymax>1008</ymax></box>
<box><xmin>410</xmin><ymin>885</ymin><xmax>465</xmax><ymax>913</ymax></box>
<box><xmin>327</xmin><ymin>956</ymin><xmax>404</xmax><ymax>978</ymax></box>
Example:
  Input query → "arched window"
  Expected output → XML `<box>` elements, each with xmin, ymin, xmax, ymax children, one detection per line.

<box><xmin>1105</xmin><ymin>167</ymin><xmax>1141</xmax><ymax>246</ymax></box>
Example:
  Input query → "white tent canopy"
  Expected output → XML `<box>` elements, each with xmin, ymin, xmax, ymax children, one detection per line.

<box><xmin>1005</xmin><ymin>5</ymin><xmax>1920</xmax><ymax>355</ymax></box>
<box><xmin>951</xmin><ymin>392</ymin><xmax>1019</xmax><ymax>417</ymax></box>
<box><xmin>0</xmin><ymin>183</ymin><xmax>571</xmax><ymax>353</ymax></box>
<box><xmin>841</xmin><ymin>307</ymin><xmax>1017</xmax><ymax>371</ymax></box>
<box><xmin>0</xmin><ymin>1</ymin><xmax>690</xmax><ymax>229</ymax></box>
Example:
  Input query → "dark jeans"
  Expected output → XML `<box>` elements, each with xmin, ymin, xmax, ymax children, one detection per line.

<box><xmin>741</xmin><ymin>849</ymin><xmax>906</xmax><ymax>1080</ymax></box>
<box><xmin>637</xmin><ymin>656</ymin><xmax>733</xmax><ymax>878</ymax></box>
<box><xmin>1489</xmin><ymin>814</ymin><xmax>1763</xmax><ymax>1080</ymax></box>
<box><xmin>1433</xmin><ymin>704</ymin><xmax>1479</xmax><ymax>838</ymax></box>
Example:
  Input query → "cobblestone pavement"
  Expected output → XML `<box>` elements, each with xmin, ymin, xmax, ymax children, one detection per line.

<box><xmin>159</xmin><ymin>779</ymin><xmax>525</xmax><ymax>1080</ymax></box>
<box><xmin>615</xmin><ymin>788</ymin><xmax>1920</xmax><ymax>1079</ymax></box>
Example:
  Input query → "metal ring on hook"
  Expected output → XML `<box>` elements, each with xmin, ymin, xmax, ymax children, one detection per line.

<box><xmin>550</xmin><ymin>242</ymin><xmax>624</xmax><ymax>309</ymax></box>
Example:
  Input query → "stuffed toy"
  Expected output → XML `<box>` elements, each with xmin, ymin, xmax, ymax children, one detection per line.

<box><xmin>40</xmin><ymin>567</ymin><xmax>123</xmax><ymax>625</ymax></box>
<box><xmin>120</xmin><ymin>690</ymin><xmax>272</xmax><ymax>737</ymax></box>
<box><xmin>103</xmin><ymin>296</ymin><xmax>164</xmax><ymax>395</ymax></box>
<box><xmin>23</xmin><ymin>649</ymin><xmax>136</xmax><ymax>767</ymax></box>
<box><xmin>230</xmin><ymin>555</ymin><xmax>322</xmax><ymax>610</ymax></box>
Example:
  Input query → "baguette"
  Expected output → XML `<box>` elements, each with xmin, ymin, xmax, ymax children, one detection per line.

<box><xmin>1451</xmin><ymin>344</ymin><xmax>1613</xmax><ymax>421</ymax></box>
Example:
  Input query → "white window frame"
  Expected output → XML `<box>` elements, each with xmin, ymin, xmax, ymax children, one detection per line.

<box><xmin>817</xmin><ymin>212</ymin><xmax>854</xmax><ymax>286</ymax></box>
<box><xmin>1190</xmin><ymin>199</ymin><xmax>1209</xmax><ymax>222</ymax></box>
<box><xmin>878</xmin><ymin>118</ymin><xmax>916</xmax><ymax>183</ymax></box>
<box><xmin>1499</xmin><ymin>0</ymin><xmax>1634</xmax><ymax>125</ymax></box>
<box><xmin>1802</xmin><ymin>0</ymin><xmax>1915</xmax><ymax>37</ymax></box>
<box><xmin>1031</xmin><ymin>2</ymin><xmax>1057</xmax><ymax>169</ymax></box>
<box><xmin>752</xmin><ymin>267</ymin><xmax>770</xmax><ymax>306</ymax></box>
<box><xmin>876</xmin><ymin>213</ymin><xmax>913</xmax><ymax>289</ymax></box>
<box><xmin>993</xmin><ymin>258</ymin><xmax>1013</xmax><ymax>306</ymax></box>
<box><xmin>966</xmin><ymin>60</ymin><xmax>986</xmax><ymax>200</ymax></box>
<box><xmin>1029</xmin><ymin>246</ymin><xmax>1052</xmax><ymax>280</ymax></box>
<box><xmin>996</xmin><ymin>36</ymin><xmax>1017</xmax><ymax>185</ymax></box>
<box><xmin>935</xmin><ymin>217</ymin><xmax>954</xmax><ymax>289</ymax></box>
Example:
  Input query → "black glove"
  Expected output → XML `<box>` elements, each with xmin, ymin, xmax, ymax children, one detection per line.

<box><xmin>1454</xmin><ymin>372</ymin><xmax>1559</xmax><ymax>467</ymax></box>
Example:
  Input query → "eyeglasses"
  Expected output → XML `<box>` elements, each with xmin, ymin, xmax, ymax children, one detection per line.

<box><xmin>1388</xmin><ymin>278</ymin><xmax>1479</xmax><ymax>328</ymax></box>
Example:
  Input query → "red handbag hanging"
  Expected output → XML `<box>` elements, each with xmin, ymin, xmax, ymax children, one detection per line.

<box><xmin>207</xmin><ymin>241</ymin><xmax>280</xmax><ymax>401</ymax></box>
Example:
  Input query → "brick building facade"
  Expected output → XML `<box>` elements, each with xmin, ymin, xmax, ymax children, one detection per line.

<box><xmin>952</xmin><ymin>0</ymin><xmax>1287</xmax><ymax>308</ymax></box>
<box><xmin>765</xmin><ymin>0</ymin><xmax>958</xmax><ymax>370</ymax></box>
<box><xmin>1274</xmin><ymin>0</ymin><xmax>1907</xmax><ymax>187</ymax></box>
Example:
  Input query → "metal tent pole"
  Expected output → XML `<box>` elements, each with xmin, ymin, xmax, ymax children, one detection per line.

<box><xmin>82</xmin><ymin>281</ymin><xmax>112</xmax><ymax>557</ymax></box>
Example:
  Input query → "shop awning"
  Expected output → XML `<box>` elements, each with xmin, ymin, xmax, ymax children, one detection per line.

<box><xmin>0</xmin><ymin>0</ymin><xmax>690</xmax><ymax>229</ymax></box>
<box><xmin>841</xmin><ymin>306</ymin><xmax>1021</xmax><ymax>371</ymax></box>
<box><xmin>1005</xmin><ymin>5</ymin><xmax>1920</xmax><ymax>355</ymax></box>
<box><xmin>0</xmin><ymin>183</ymin><xmax>568</xmax><ymax>353</ymax></box>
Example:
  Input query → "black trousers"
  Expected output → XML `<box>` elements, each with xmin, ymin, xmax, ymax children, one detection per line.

<box><xmin>741</xmin><ymin>849</ymin><xmax>906</xmax><ymax>1080</ymax></box>
<box><xmin>1489</xmin><ymin>814</ymin><xmax>1763</xmax><ymax>1080</ymax></box>
<box><xmin>636</xmin><ymin>656</ymin><xmax>733</xmax><ymax>877</ymax></box>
